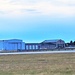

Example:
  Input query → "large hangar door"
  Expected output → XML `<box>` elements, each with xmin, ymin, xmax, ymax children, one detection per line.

<box><xmin>17</xmin><ymin>43</ymin><xmax>22</xmax><ymax>50</ymax></box>
<box><xmin>13</xmin><ymin>43</ymin><xmax>21</xmax><ymax>50</ymax></box>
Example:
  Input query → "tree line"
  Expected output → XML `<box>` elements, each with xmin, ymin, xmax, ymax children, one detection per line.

<box><xmin>66</xmin><ymin>40</ymin><xmax>75</xmax><ymax>47</ymax></box>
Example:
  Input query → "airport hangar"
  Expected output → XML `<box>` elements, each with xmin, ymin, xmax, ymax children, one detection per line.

<box><xmin>0</xmin><ymin>39</ymin><xmax>65</xmax><ymax>51</ymax></box>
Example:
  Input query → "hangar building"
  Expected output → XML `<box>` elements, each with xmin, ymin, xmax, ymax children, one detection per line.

<box><xmin>25</xmin><ymin>39</ymin><xmax>65</xmax><ymax>50</ymax></box>
<box><xmin>40</xmin><ymin>39</ymin><xmax>65</xmax><ymax>49</ymax></box>
<box><xmin>0</xmin><ymin>39</ymin><xmax>25</xmax><ymax>51</ymax></box>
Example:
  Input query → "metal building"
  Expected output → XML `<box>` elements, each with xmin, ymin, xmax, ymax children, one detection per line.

<box><xmin>40</xmin><ymin>39</ymin><xmax>65</xmax><ymax>49</ymax></box>
<box><xmin>25</xmin><ymin>39</ymin><xmax>65</xmax><ymax>50</ymax></box>
<box><xmin>25</xmin><ymin>43</ymin><xmax>40</xmax><ymax>50</ymax></box>
<box><xmin>0</xmin><ymin>39</ymin><xmax>25</xmax><ymax>51</ymax></box>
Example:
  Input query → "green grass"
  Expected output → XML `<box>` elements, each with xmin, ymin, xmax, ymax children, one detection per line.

<box><xmin>0</xmin><ymin>53</ymin><xmax>75</xmax><ymax>75</ymax></box>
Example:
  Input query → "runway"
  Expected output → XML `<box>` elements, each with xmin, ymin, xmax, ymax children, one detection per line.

<box><xmin>0</xmin><ymin>50</ymin><xmax>75</xmax><ymax>55</ymax></box>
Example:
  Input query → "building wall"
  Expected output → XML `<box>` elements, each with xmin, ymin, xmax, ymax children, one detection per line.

<box><xmin>56</xmin><ymin>40</ymin><xmax>65</xmax><ymax>48</ymax></box>
<box><xmin>40</xmin><ymin>39</ymin><xmax>65</xmax><ymax>49</ymax></box>
<box><xmin>39</xmin><ymin>44</ymin><xmax>56</xmax><ymax>49</ymax></box>
<box><xmin>25</xmin><ymin>43</ymin><xmax>40</xmax><ymax>50</ymax></box>
<box><xmin>0</xmin><ymin>41</ymin><xmax>4</xmax><ymax>50</ymax></box>
<box><xmin>0</xmin><ymin>39</ymin><xmax>25</xmax><ymax>51</ymax></box>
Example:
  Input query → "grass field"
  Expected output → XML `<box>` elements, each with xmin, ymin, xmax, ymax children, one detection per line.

<box><xmin>0</xmin><ymin>53</ymin><xmax>75</xmax><ymax>75</ymax></box>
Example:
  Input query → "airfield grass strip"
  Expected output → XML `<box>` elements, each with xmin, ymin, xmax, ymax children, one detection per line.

<box><xmin>0</xmin><ymin>53</ymin><xmax>75</xmax><ymax>75</ymax></box>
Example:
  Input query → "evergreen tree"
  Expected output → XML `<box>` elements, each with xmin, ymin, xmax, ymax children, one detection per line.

<box><xmin>70</xmin><ymin>40</ymin><xmax>73</xmax><ymax>45</ymax></box>
<box><xmin>74</xmin><ymin>41</ymin><xmax>75</xmax><ymax>45</ymax></box>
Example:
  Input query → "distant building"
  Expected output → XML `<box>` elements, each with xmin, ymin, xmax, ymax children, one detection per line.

<box><xmin>40</xmin><ymin>39</ymin><xmax>65</xmax><ymax>49</ymax></box>
<box><xmin>0</xmin><ymin>39</ymin><xmax>65</xmax><ymax>51</ymax></box>
<box><xmin>25</xmin><ymin>39</ymin><xmax>65</xmax><ymax>50</ymax></box>
<box><xmin>0</xmin><ymin>39</ymin><xmax>25</xmax><ymax>51</ymax></box>
<box><xmin>25</xmin><ymin>43</ymin><xmax>40</xmax><ymax>50</ymax></box>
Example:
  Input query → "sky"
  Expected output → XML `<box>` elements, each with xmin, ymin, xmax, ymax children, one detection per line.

<box><xmin>0</xmin><ymin>0</ymin><xmax>75</xmax><ymax>43</ymax></box>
